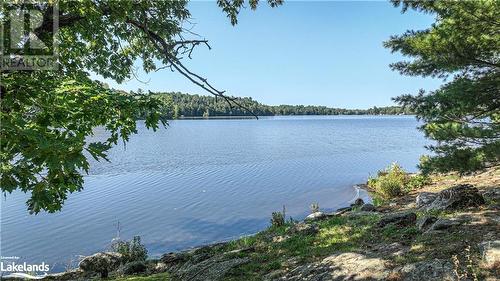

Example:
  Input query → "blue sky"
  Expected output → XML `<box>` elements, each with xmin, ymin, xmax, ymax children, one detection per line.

<box><xmin>95</xmin><ymin>1</ymin><xmax>443</xmax><ymax>109</ymax></box>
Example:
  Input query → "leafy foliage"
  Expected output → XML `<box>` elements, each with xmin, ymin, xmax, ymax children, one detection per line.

<box><xmin>145</xmin><ymin>91</ymin><xmax>413</xmax><ymax>118</ymax></box>
<box><xmin>368</xmin><ymin>163</ymin><xmax>430</xmax><ymax>198</ymax></box>
<box><xmin>385</xmin><ymin>0</ymin><xmax>500</xmax><ymax>174</ymax></box>
<box><xmin>1</xmin><ymin>72</ymin><xmax>167</xmax><ymax>213</ymax></box>
<box><xmin>111</xmin><ymin>236</ymin><xmax>148</xmax><ymax>263</ymax></box>
<box><xmin>406</xmin><ymin>174</ymin><xmax>431</xmax><ymax>191</ymax></box>
<box><xmin>1</xmin><ymin>0</ymin><xmax>280</xmax><ymax>213</ymax></box>
<box><xmin>270</xmin><ymin>211</ymin><xmax>285</xmax><ymax>227</ymax></box>
<box><xmin>310</xmin><ymin>202</ymin><xmax>320</xmax><ymax>213</ymax></box>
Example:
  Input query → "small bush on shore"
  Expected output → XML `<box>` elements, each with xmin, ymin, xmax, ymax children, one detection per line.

<box><xmin>406</xmin><ymin>174</ymin><xmax>431</xmax><ymax>190</ymax></box>
<box><xmin>377</xmin><ymin>175</ymin><xmax>404</xmax><ymax>198</ymax></box>
<box><xmin>111</xmin><ymin>236</ymin><xmax>148</xmax><ymax>263</ymax></box>
<box><xmin>310</xmin><ymin>202</ymin><xmax>320</xmax><ymax>213</ymax></box>
<box><xmin>368</xmin><ymin>163</ymin><xmax>430</xmax><ymax>198</ymax></box>
<box><xmin>270</xmin><ymin>211</ymin><xmax>285</xmax><ymax>227</ymax></box>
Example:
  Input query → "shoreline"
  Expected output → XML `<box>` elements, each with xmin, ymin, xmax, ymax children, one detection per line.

<box><xmin>172</xmin><ymin>114</ymin><xmax>415</xmax><ymax>120</ymax></box>
<box><xmin>5</xmin><ymin>168</ymin><xmax>499</xmax><ymax>280</ymax></box>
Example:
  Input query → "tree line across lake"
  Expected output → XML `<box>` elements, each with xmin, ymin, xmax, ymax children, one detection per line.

<box><xmin>132</xmin><ymin>90</ymin><xmax>412</xmax><ymax>118</ymax></box>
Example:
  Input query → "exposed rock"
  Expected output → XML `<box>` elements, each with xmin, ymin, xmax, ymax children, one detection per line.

<box><xmin>266</xmin><ymin>269</ymin><xmax>286</xmax><ymax>280</ymax></box>
<box><xmin>170</xmin><ymin>255</ymin><xmax>250</xmax><ymax>281</ymax></box>
<box><xmin>334</xmin><ymin>207</ymin><xmax>352</xmax><ymax>215</ymax></box>
<box><xmin>482</xmin><ymin>189</ymin><xmax>500</xmax><ymax>202</ymax></box>
<box><xmin>396</xmin><ymin>259</ymin><xmax>454</xmax><ymax>281</ymax></box>
<box><xmin>479</xmin><ymin>240</ymin><xmax>500</xmax><ymax>268</ymax></box>
<box><xmin>273</xmin><ymin>235</ymin><xmax>290</xmax><ymax>243</ymax></box>
<box><xmin>416</xmin><ymin>216</ymin><xmax>438</xmax><ymax>232</ymax></box>
<box><xmin>161</xmin><ymin>251</ymin><xmax>189</xmax><ymax>265</ymax></box>
<box><xmin>305</xmin><ymin>212</ymin><xmax>327</xmax><ymax>222</ymax></box>
<box><xmin>226</xmin><ymin>246</ymin><xmax>255</xmax><ymax>255</ymax></box>
<box><xmin>287</xmin><ymin>223</ymin><xmax>319</xmax><ymax>236</ymax></box>
<box><xmin>420</xmin><ymin>184</ymin><xmax>485</xmax><ymax>211</ymax></box>
<box><xmin>360</xmin><ymin>203</ymin><xmax>376</xmax><ymax>212</ymax></box>
<box><xmin>416</xmin><ymin>192</ymin><xmax>438</xmax><ymax>208</ymax></box>
<box><xmin>122</xmin><ymin>261</ymin><xmax>147</xmax><ymax>275</ymax></box>
<box><xmin>378</xmin><ymin>212</ymin><xmax>417</xmax><ymax>228</ymax></box>
<box><xmin>428</xmin><ymin>218</ymin><xmax>461</xmax><ymax>231</ymax></box>
<box><xmin>153</xmin><ymin>262</ymin><xmax>168</xmax><ymax>273</ymax></box>
<box><xmin>348</xmin><ymin>211</ymin><xmax>379</xmax><ymax>217</ymax></box>
<box><xmin>78</xmin><ymin>252</ymin><xmax>123</xmax><ymax>278</ymax></box>
<box><xmin>374</xmin><ymin>242</ymin><xmax>409</xmax><ymax>257</ymax></box>
<box><xmin>278</xmin><ymin>252</ymin><xmax>390</xmax><ymax>280</ymax></box>
<box><xmin>351</xmin><ymin>198</ymin><xmax>365</xmax><ymax>207</ymax></box>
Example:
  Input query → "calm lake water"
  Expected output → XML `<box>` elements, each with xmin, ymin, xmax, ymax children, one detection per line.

<box><xmin>1</xmin><ymin>116</ymin><xmax>428</xmax><ymax>272</ymax></box>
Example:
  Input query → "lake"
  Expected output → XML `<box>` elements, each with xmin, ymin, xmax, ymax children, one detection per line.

<box><xmin>1</xmin><ymin>115</ymin><xmax>428</xmax><ymax>272</ymax></box>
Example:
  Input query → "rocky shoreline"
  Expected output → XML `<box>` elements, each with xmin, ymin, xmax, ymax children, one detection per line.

<box><xmin>4</xmin><ymin>168</ymin><xmax>499</xmax><ymax>281</ymax></box>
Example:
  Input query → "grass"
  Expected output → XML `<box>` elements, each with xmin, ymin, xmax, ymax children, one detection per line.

<box><xmin>215</xmin><ymin>212</ymin><xmax>428</xmax><ymax>280</ymax></box>
<box><xmin>109</xmin><ymin>273</ymin><xmax>170</xmax><ymax>281</ymax></box>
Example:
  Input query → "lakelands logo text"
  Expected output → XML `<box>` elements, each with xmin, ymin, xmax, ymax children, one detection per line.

<box><xmin>1</xmin><ymin>261</ymin><xmax>50</xmax><ymax>272</ymax></box>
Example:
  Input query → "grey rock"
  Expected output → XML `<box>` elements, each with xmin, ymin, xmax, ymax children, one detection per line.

<box><xmin>272</xmin><ymin>235</ymin><xmax>290</xmax><ymax>243</ymax></box>
<box><xmin>428</xmin><ymin>218</ymin><xmax>461</xmax><ymax>231</ymax></box>
<box><xmin>161</xmin><ymin>251</ymin><xmax>189</xmax><ymax>265</ymax></box>
<box><xmin>225</xmin><ymin>246</ymin><xmax>255</xmax><ymax>255</ymax></box>
<box><xmin>278</xmin><ymin>252</ymin><xmax>390</xmax><ymax>280</ymax></box>
<box><xmin>374</xmin><ymin>242</ymin><xmax>408</xmax><ymax>257</ymax></box>
<box><xmin>397</xmin><ymin>259</ymin><xmax>454</xmax><ymax>281</ymax></box>
<box><xmin>479</xmin><ymin>240</ymin><xmax>500</xmax><ymax>268</ymax></box>
<box><xmin>171</xmin><ymin>255</ymin><xmax>250</xmax><ymax>281</ymax></box>
<box><xmin>360</xmin><ymin>203</ymin><xmax>376</xmax><ymax>212</ymax></box>
<box><xmin>422</xmin><ymin>184</ymin><xmax>485</xmax><ymax>211</ymax></box>
<box><xmin>287</xmin><ymin>223</ymin><xmax>319</xmax><ymax>236</ymax></box>
<box><xmin>153</xmin><ymin>262</ymin><xmax>168</xmax><ymax>273</ymax></box>
<box><xmin>416</xmin><ymin>192</ymin><xmax>438</xmax><ymax>208</ymax></box>
<box><xmin>416</xmin><ymin>216</ymin><xmax>438</xmax><ymax>231</ymax></box>
<box><xmin>378</xmin><ymin>212</ymin><xmax>417</xmax><ymax>228</ymax></box>
<box><xmin>78</xmin><ymin>252</ymin><xmax>123</xmax><ymax>278</ymax></box>
<box><xmin>122</xmin><ymin>261</ymin><xmax>147</xmax><ymax>275</ymax></box>
<box><xmin>305</xmin><ymin>211</ymin><xmax>327</xmax><ymax>222</ymax></box>
<box><xmin>334</xmin><ymin>206</ymin><xmax>352</xmax><ymax>215</ymax></box>
<box><xmin>482</xmin><ymin>189</ymin><xmax>500</xmax><ymax>202</ymax></box>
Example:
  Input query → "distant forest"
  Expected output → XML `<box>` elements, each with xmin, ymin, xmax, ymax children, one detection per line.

<box><xmin>133</xmin><ymin>90</ymin><xmax>413</xmax><ymax>118</ymax></box>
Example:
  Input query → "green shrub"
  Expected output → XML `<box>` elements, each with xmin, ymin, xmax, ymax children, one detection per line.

<box><xmin>376</xmin><ymin>174</ymin><xmax>404</xmax><ymax>198</ymax></box>
<box><xmin>371</xmin><ymin>195</ymin><xmax>387</xmax><ymax>207</ymax></box>
<box><xmin>367</xmin><ymin>176</ymin><xmax>378</xmax><ymax>188</ymax></box>
<box><xmin>406</xmin><ymin>174</ymin><xmax>431</xmax><ymax>191</ymax></box>
<box><xmin>310</xmin><ymin>202</ymin><xmax>320</xmax><ymax>213</ymax></box>
<box><xmin>370</xmin><ymin>163</ymin><xmax>406</xmax><ymax>198</ymax></box>
<box><xmin>111</xmin><ymin>236</ymin><xmax>148</xmax><ymax>263</ymax></box>
<box><xmin>270</xmin><ymin>211</ymin><xmax>285</xmax><ymax>227</ymax></box>
<box><xmin>369</xmin><ymin>163</ymin><xmax>431</xmax><ymax>199</ymax></box>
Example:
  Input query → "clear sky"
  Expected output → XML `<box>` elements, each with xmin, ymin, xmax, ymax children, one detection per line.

<box><xmin>94</xmin><ymin>1</ymin><xmax>443</xmax><ymax>109</ymax></box>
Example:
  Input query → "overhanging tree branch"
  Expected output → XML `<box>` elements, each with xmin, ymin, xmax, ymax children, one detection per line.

<box><xmin>126</xmin><ymin>18</ymin><xmax>259</xmax><ymax>119</ymax></box>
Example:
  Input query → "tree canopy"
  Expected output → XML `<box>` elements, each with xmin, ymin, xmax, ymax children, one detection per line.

<box><xmin>1</xmin><ymin>0</ymin><xmax>282</xmax><ymax>213</ymax></box>
<box><xmin>142</xmin><ymin>91</ymin><xmax>412</xmax><ymax>118</ymax></box>
<box><xmin>385</xmin><ymin>0</ymin><xmax>500</xmax><ymax>174</ymax></box>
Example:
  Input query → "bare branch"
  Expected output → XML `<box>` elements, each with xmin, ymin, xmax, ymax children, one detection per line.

<box><xmin>126</xmin><ymin>18</ymin><xmax>259</xmax><ymax>119</ymax></box>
